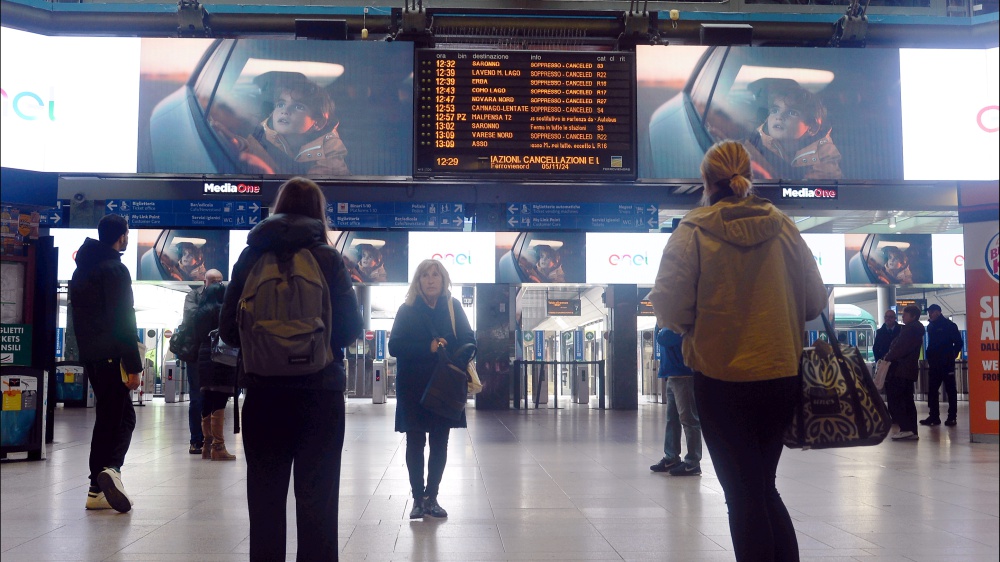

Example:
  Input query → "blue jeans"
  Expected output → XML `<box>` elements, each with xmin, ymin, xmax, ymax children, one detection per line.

<box><xmin>185</xmin><ymin>362</ymin><xmax>203</xmax><ymax>445</ymax></box>
<box><xmin>664</xmin><ymin>376</ymin><xmax>702</xmax><ymax>467</ymax></box>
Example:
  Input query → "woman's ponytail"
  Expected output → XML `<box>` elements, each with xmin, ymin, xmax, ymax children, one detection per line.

<box><xmin>700</xmin><ymin>141</ymin><xmax>754</xmax><ymax>199</ymax></box>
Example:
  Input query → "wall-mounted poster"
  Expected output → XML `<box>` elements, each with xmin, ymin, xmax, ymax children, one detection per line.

<box><xmin>495</xmin><ymin>232</ymin><xmax>586</xmax><ymax>284</ymax></box>
<box><xmin>845</xmin><ymin>233</ymin><xmax>932</xmax><ymax>285</ymax></box>
<box><xmin>637</xmin><ymin>46</ymin><xmax>904</xmax><ymax>181</ymax></box>
<box><xmin>138</xmin><ymin>38</ymin><xmax>413</xmax><ymax>176</ymax></box>
<box><xmin>135</xmin><ymin>229</ymin><xmax>230</xmax><ymax>282</ymax></box>
<box><xmin>332</xmin><ymin>231</ymin><xmax>409</xmax><ymax>284</ymax></box>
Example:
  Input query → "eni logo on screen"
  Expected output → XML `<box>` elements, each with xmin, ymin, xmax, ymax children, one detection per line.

<box><xmin>608</xmin><ymin>253</ymin><xmax>648</xmax><ymax>266</ymax></box>
<box><xmin>977</xmin><ymin>105</ymin><xmax>999</xmax><ymax>133</ymax></box>
<box><xmin>1</xmin><ymin>88</ymin><xmax>55</xmax><ymax>121</ymax></box>
<box><xmin>431</xmin><ymin>252</ymin><xmax>473</xmax><ymax>266</ymax></box>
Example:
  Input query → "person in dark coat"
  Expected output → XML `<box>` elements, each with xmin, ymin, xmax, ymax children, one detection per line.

<box><xmin>873</xmin><ymin>309</ymin><xmax>901</xmax><ymax>362</ymax></box>
<box><xmin>70</xmin><ymin>213</ymin><xmax>142</xmax><ymax>513</ymax></box>
<box><xmin>884</xmin><ymin>304</ymin><xmax>926</xmax><ymax>441</ymax></box>
<box><xmin>192</xmin><ymin>281</ymin><xmax>237</xmax><ymax>460</ymax></box>
<box><xmin>389</xmin><ymin>259</ymin><xmax>475</xmax><ymax>520</ymax></box>
<box><xmin>220</xmin><ymin>177</ymin><xmax>362</xmax><ymax>562</ymax></box>
<box><xmin>922</xmin><ymin>304</ymin><xmax>964</xmax><ymax>427</ymax></box>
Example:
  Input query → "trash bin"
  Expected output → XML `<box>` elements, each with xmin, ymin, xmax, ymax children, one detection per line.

<box><xmin>372</xmin><ymin>360</ymin><xmax>386</xmax><ymax>404</ymax></box>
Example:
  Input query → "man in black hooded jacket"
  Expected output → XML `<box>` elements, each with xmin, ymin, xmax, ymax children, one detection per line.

<box><xmin>69</xmin><ymin>214</ymin><xmax>142</xmax><ymax>513</ymax></box>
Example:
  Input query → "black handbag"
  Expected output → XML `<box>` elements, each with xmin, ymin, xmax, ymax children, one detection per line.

<box><xmin>209</xmin><ymin>329</ymin><xmax>240</xmax><ymax>367</ymax></box>
<box><xmin>784</xmin><ymin>313</ymin><xmax>892</xmax><ymax>450</ymax></box>
<box><xmin>420</xmin><ymin>343</ymin><xmax>476</xmax><ymax>421</ymax></box>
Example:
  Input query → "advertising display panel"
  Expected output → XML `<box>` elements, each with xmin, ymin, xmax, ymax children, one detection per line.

<box><xmin>931</xmin><ymin>233</ymin><xmax>966</xmax><ymax>285</ymax></box>
<box><xmin>845</xmin><ymin>233</ymin><xmax>933</xmax><ymax>285</ymax></box>
<box><xmin>333</xmin><ymin>231</ymin><xmax>409</xmax><ymax>284</ymax></box>
<box><xmin>139</xmin><ymin>38</ymin><xmax>413</xmax><ymax>177</ymax></box>
<box><xmin>900</xmin><ymin>48</ymin><xmax>999</xmax><ymax>181</ymax></box>
<box><xmin>51</xmin><ymin>228</ymin><xmax>139</xmax><ymax>281</ymax></box>
<box><xmin>407</xmin><ymin>232</ymin><xmax>496</xmax><ymax>284</ymax></box>
<box><xmin>496</xmin><ymin>232</ymin><xmax>586</xmax><ymax>284</ymax></box>
<box><xmin>962</xmin><ymin>220</ymin><xmax>1000</xmax><ymax>440</ymax></box>
<box><xmin>585</xmin><ymin>232</ymin><xmax>670</xmax><ymax>285</ymax></box>
<box><xmin>801</xmin><ymin>233</ymin><xmax>847</xmax><ymax>285</ymax></box>
<box><xmin>135</xmin><ymin>229</ymin><xmax>230</xmax><ymax>282</ymax></box>
<box><xmin>0</xmin><ymin>27</ymin><xmax>141</xmax><ymax>173</ymax></box>
<box><xmin>638</xmin><ymin>46</ymin><xmax>904</xmax><ymax>181</ymax></box>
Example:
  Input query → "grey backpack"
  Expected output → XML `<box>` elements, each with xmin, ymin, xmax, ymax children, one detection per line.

<box><xmin>237</xmin><ymin>247</ymin><xmax>334</xmax><ymax>376</ymax></box>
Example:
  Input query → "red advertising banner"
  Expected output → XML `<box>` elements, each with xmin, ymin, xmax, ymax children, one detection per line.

<box><xmin>963</xmin><ymin>220</ymin><xmax>1000</xmax><ymax>440</ymax></box>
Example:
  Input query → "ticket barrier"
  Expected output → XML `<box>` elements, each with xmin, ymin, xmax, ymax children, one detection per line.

<box><xmin>372</xmin><ymin>360</ymin><xmax>387</xmax><ymax>404</ymax></box>
<box><xmin>575</xmin><ymin>366</ymin><xmax>589</xmax><ymax>404</ymax></box>
<box><xmin>513</xmin><ymin>360</ymin><xmax>606</xmax><ymax>410</ymax></box>
<box><xmin>163</xmin><ymin>360</ymin><xmax>184</xmax><ymax>403</ymax></box>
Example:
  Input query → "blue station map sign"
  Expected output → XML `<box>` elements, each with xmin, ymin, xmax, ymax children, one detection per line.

<box><xmin>105</xmin><ymin>200</ymin><xmax>261</xmax><ymax>229</ymax></box>
<box><xmin>506</xmin><ymin>202</ymin><xmax>657</xmax><ymax>231</ymax></box>
<box><xmin>326</xmin><ymin>202</ymin><xmax>466</xmax><ymax>230</ymax></box>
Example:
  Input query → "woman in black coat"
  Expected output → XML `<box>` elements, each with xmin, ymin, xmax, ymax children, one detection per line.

<box><xmin>389</xmin><ymin>259</ymin><xmax>475</xmax><ymax>520</ymax></box>
<box><xmin>193</xmin><ymin>281</ymin><xmax>237</xmax><ymax>460</ymax></box>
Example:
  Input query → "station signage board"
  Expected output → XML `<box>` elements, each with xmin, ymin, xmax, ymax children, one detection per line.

<box><xmin>507</xmin><ymin>203</ymin><xmax>657</xmax><ymax>231</ymax></box>
<box><xmin>546</xmin><ymin>299</ymin><xmax>581</xmax><ymax>316</ymax></box>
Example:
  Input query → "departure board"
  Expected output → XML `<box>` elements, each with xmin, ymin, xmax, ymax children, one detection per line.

<box><xmin>414</xmin><ymin>49</ymin><xmax>636</xmax><ymax>179</ymax></box>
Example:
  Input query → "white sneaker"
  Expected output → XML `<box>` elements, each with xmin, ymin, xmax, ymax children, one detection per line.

<box><xmin>97</xmin><ymin>468</ymin><xmax>133</xmax><ymax>513</ymax></box>
<box><xmin>85</xmin><ymin>490</ymin><xmax>113</xmax><ymax>510</ymax></box>
<box><xmin>891</xmin><ymin>431</ymin><xmax>918</xmax><ymax>441</ymax></box>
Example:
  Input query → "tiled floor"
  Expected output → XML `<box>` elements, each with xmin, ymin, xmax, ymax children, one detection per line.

<box><xmin>1</xmin><ymin>398</ymin><xmax>997</xmax><ymax>561</ymax></box>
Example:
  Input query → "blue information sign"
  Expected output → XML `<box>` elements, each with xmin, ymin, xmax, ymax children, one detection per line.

<box><xmin>534</xmin><ymin>330</ymin><xmax>545</xmax><ymax>360</ymax></box>
<box><xmin>575</xmin><ymin>329</ymin><xmax>584</xmax><ymax>361</ymax></box>
<box><xmin>37</xmin><ymin>203</ymin><xmax>67</xmax><ymax>227</ymax></box>
<box><xmin>375</xmin><ymin>330</ymin><xmax>386</xmax><ymax>361</ymax></box>
<box><xmin>506</xmin><ymin>202</ymin><xmax>657</xmax><ymax>231</ymax></box>
<box><xmin>808</xmin><ymin>331</ymin><xmax>819</xmax><ymax>345</ymax></box>
<box><xmin>105</xmin><ymin>199</ymin><xmax>261</xmax><ymax>229</ymax></box>
<box><xmin>326</xmin><ymin>202</ymin><xmax>465</xmax><ymax>230</ymax></box>
<box><xmin>55</xmin><ymin>327</ymin><xmax>64</xmax><ymax>357</ymax></box>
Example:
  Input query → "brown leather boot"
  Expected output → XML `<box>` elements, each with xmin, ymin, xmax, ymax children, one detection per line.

<box><xmin>210</xmin><ymin>409</ymin><xmax>236</xmax><ymax>461</ymax></box>
<box><xmin>201</xmin><ymin>416</ymin><xmax>214</xmax><ymax>459</ymax></box>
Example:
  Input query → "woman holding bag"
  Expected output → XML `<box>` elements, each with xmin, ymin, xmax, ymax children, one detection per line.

<box><xmin>649</xmin><ymin>141</ymin><xmax>827</xmax><ymax>562</ymax></box>
<box><xmin>389</xmin><ymin>259</ymin><xmax>475</xmax><ymax>520</ymax></box>
<box><xmin>192</xmin><ymin>281</ymin><xmax>237</xmax><ymax>461</ymax></box>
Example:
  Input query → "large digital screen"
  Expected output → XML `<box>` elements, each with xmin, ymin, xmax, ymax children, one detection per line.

<box><xmin>1</xmin><ymin>27</ymin><xmax>140</xmax><ymax>173</ymax></box>
<box><xmin>415</xmin><ymin>49</ymin><xmax>636</xmax><ymax>179</ymax></box>
<box><xmin>496</xmin><ymin>232</ymin><xmax>587</xmax><ymax>283</ymax></box>
<box><xmin>899</xmin><ymin>48</ymin><xmax>999</xmax><ymax>181</ymax></box>
<box><xmin>139</xmin><ymin>39</ymin><xmax>414</xmax><ymax>176</ymax></box>
<box><xmin>51</xmin><ymin>228</ymin><xmax>138</xmax><ymax>281</ymax></box>
<box><xmin>407</xmin><ymin>232</ymin><xmax>496</xmax><ymax>284</ymax></box>
<box><xmin>638</xmin><ymin>46</ymin><xmax>905</xmax><ymax>181</ymax></box>
<box><xmin>585</xmin><ymin>232</ymin><xmax>670</xmax><ymax>285</ymax></box>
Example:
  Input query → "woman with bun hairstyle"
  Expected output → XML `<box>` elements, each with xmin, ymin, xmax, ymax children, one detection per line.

<box><xmin>649</xmin><ymin>141</ymin><xmax>827</xmax><ymax>562</ymax></box>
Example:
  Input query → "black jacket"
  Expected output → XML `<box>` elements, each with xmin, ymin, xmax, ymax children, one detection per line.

<box><xmin>884</xmin><ymin>320</ymin><xmax>926</xmax><ymax>382</ymax></box>
<box><xmin>193</xmin><ymin>296</ymin><xmax>236</xmax><ymax>392</ymax></box>
<box><xmin>389</xmin><ymin>295</ymin><xmax>475</xmax><ymax>432</ymax></box>
<box><xmin>220</xmin><ymin>213</ymin><xmax>363</xmax><ymax>390</ymax></box>
<box><xmin>873</xmin><ymin>322</ymin><xmax>901</xmax><ymax>362</ymax></box>
<box><xmin>69</xmin><ymin>238</ymin><xmax>143</xmax><ymax>373</ymax></box>
<box><xmin>925</xmin><ymin>316</ymin><xmax>964</xmax><ymax>371</ymax></box>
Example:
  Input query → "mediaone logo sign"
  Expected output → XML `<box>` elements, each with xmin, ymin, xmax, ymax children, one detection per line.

<box><xmin>1</xmin><ymin>88</ymin><xmax>55</xmax><ymax>121</ymax></box>
<box><xmin>781</xmin><ymin>187</ymin><xmax>838</xmax><ymax>199</ymax></box>
<box><xmin>203</xmin><ymin>182</ymin><xmax>261</xmax><ymax>195</ymax></box>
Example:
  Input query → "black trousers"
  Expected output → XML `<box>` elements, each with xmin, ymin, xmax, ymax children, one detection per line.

<box><xmin>886</xmin><ymin>376</ymin><xmax>918</xmax><ymax>433</ymax></box>
<box><xmin>406</xmin><ymin>428</ymin><xmax>450</xmax><ymax>499</ymax></box>
<box><xmin>926</xmin><ymin>367</ymin><xmax>958</xmax><ymax>421</ymax></box>
<box><xmin>186</xmin><ymin>361</ymin><xmax>203</xmax><ymax>445</ymax></box>
<box><xmin>200</xmin><ymin>389</ymin><xmax>230</xmax><ymax>417</ymax></box>
<box><xmin>242</xmin><ymin>387</ymin><xmax>345</xmax><ymax>562</ymax></box>
<box><xmin>86</xmin><ymin>359</ymin><xmax>136</xmax><ymax>486</ymax></box>
<box><xmin>694</xmin><ymin>373</ymin><xmax>800</xmax><ymax>562</ymax></box>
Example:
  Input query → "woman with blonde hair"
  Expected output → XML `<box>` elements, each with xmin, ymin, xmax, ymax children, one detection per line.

<box><xmin>389</xmin><ymin>259</ymin><xmax>475</xmax><ymax>519</ymax></box>
<box><xmin>220</xmin><ymin>177</ymin><xmax>362</xmax><ymax>561</ymax></box>
<box><xmin>649</xmin><ymin>141</ymin><xmax>827</xmax><ymax>562</ymax></box>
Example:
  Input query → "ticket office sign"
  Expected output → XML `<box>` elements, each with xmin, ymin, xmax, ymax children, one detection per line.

<box><xmin>415</xmin><ymin>49</ymin><xmax>636</xmax><ymax>179</ymax></box>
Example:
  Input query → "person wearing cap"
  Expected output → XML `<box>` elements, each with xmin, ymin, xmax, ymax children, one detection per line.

<box><xmin>922</xmin><ymin>304</ymin><xmax>964</xmax><ymax>427</ymax></box>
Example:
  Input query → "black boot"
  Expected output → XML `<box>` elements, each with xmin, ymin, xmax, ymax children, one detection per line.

<box><xmin>408</xmin><ymin>496</ymin><xmax>424</xmax><ymax>519</ymax></box>
<box><xmin>422</xmin><ymin>496</ymin><xmax>448</xmax><ymax>518</ymax></box>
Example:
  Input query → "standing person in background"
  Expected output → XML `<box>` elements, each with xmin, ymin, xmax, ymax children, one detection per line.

<box><xmin>191</xmin><ymin>282</ymin><xmax>237</xmax><ymax>460</ymax></box>
<box><xmin>181</xmin><ymin>269</ymin><xmax>223</xmax><ymax>455</ymax></box>
<box><xmin>389</xmin><ymin>259</ymin><xmax>476</xmax><ymax>520</ymax></box>
<box><xmin>922</xmin><ymin>304</ymin><xmax>964</xmax><ymax>427</ymax></box>
<box><xmin>70</xmin><ymin>214</ymin><xmax>143</xmax><ymax>513</ymax></box>
<box><xmin>650</xmin><ymin>141</ymin><xmax>826</xmax><ymax>562</ymax></box>
<box><xmin>650</xmin><ymin>327</ymin><xmax>702</xmax><ymax>476</ymax></box>
<box><xmin>873</xmin><ymin>309</ymin><xmax>901</xmax><ymax>363</ymax></box>
<box><xmin>220</xmin><ymin>177</ymin><xmax>362</xmax><ymax>561</ymax></box>
<box><xmin>884</xmin><ymin>305</ymin><xmax>926</xmax><ymax>440</ymax></box>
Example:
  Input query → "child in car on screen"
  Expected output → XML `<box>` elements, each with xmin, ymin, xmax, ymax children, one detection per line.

<box><xmin>240</xmin><ymin>73</ymin><xmax>350</xmax><ymax>176</ymax></box>
<box><xmin>743</xmin><ymin>84</ymin><xmax>842</xmax><ymax>181</ymax></box>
